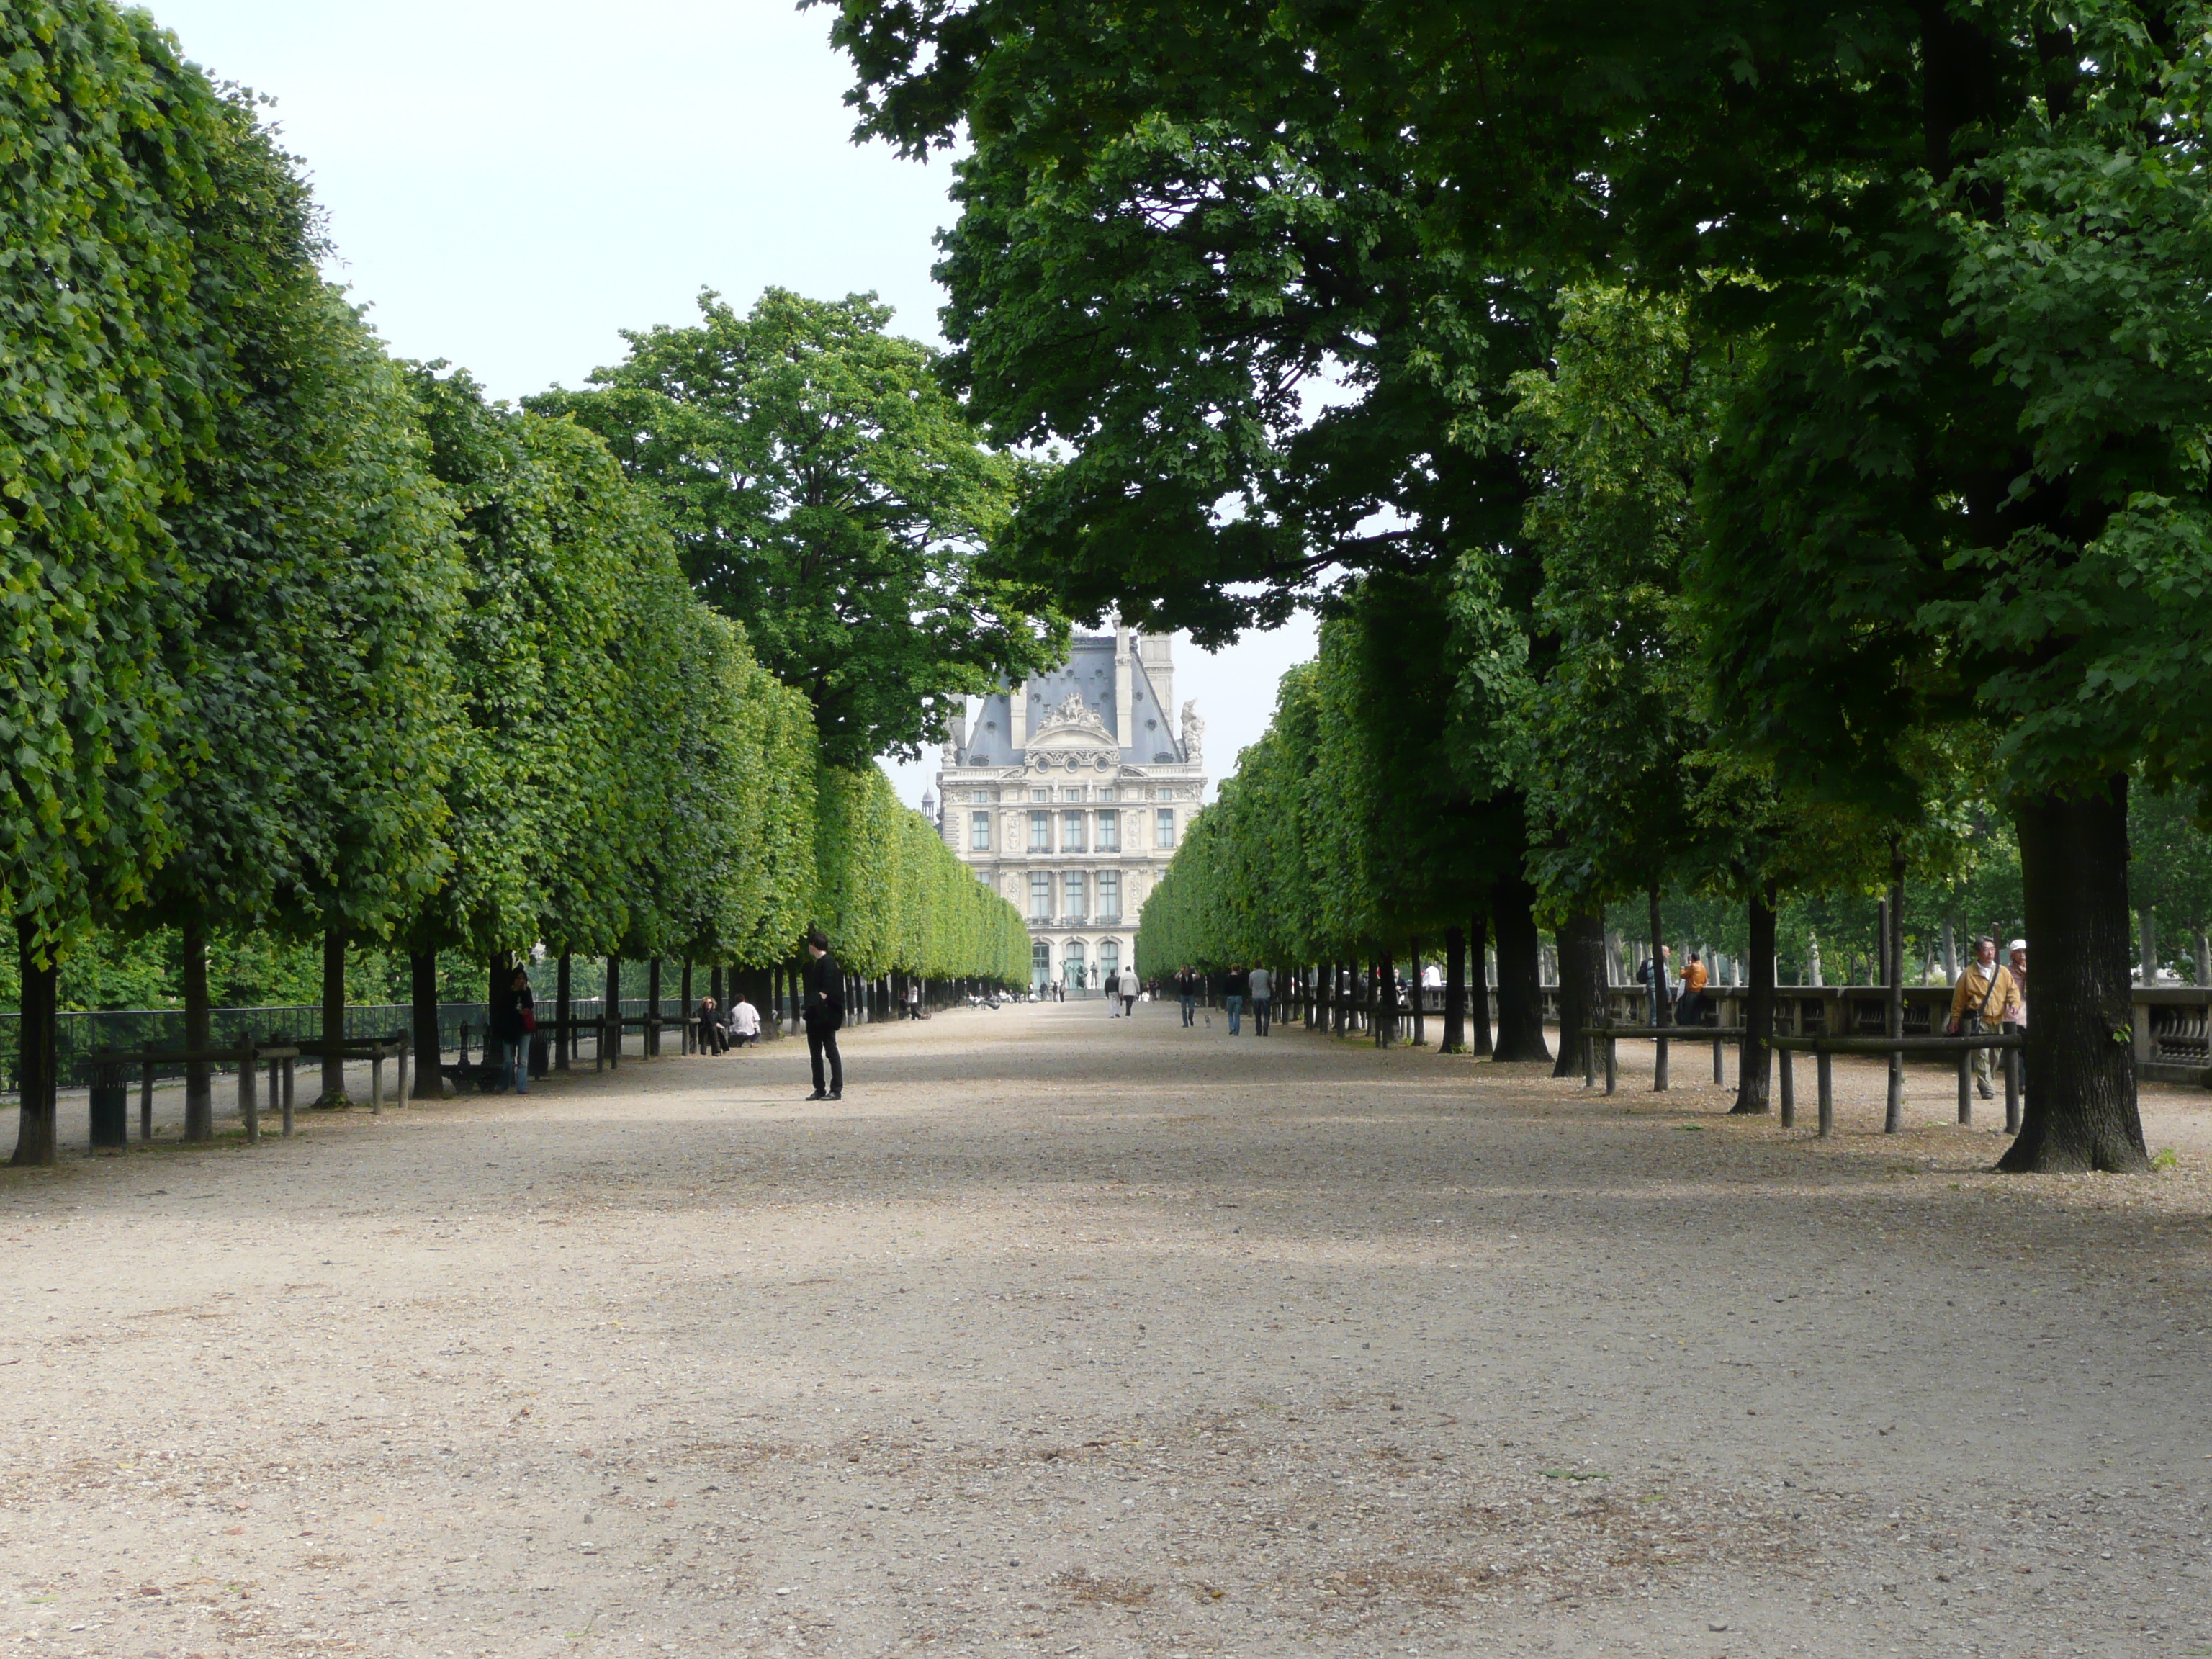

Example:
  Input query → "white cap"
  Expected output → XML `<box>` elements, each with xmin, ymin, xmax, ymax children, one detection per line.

<box><xmin>2008</xmin><ymin>938</ymin><xmax>2027</xmax><ymax>953</ymax></box>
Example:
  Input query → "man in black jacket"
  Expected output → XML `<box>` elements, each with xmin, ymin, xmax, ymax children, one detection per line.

<box><xmin>801</xmin><ymin>932</ymin><xmax>845</xmax><ymax>1100</ymax></box>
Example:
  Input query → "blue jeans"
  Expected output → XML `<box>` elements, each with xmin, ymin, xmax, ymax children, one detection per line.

<box><xmin>505</xmin><ymin>1033</ymin><xmax>531</xmax><ymax>1094</ymax></box>
<box><xmin>1225</xmin><ymin>995</ymin><xmax>1243</xmax><ymax>1033</ymax></box>
<box><xmin>1179</xmin><ymin>994</ymin><xmax>1195</xmax><ymax>1026</ymax></box>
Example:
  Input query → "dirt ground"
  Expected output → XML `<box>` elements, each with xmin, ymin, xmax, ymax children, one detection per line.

<box><xmin>2</xmin><ymin>999</ymin><xmax>2208</xmax><ymax>1659</ymax></box>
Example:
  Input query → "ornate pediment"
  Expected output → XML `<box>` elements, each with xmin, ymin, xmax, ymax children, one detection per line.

<box><xmin>1026</xmin><ymin>690</ymin><xmax>1117</xmax><ymax>769</ymax></box>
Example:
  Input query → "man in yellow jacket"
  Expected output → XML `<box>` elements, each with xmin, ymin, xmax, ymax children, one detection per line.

<box><xmin>1946</xmin><ymin>937</ymin><xmax>2020</xmax><ymax>1100</ymax></box>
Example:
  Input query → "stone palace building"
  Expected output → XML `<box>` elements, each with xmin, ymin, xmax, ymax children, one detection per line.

<box><xmin>928</xmin><ymin>629</ymin><xmax>1207</xmax><ymax>991</ymax></box>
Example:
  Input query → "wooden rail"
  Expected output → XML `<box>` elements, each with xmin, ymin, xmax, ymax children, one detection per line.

<box><xmin>1580</xmin><ymin>1026</ymin><xmax>2024</xmax><ymax>1138</ymax></box>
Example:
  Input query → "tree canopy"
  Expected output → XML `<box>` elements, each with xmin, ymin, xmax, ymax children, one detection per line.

<box><xmin>531</xmin><ymin>288</ymin><xmax>1066</xmax><ymax>767</ymax></box>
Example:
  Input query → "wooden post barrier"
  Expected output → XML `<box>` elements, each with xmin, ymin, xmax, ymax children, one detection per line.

<box><xmin>1769</xmin><ymin>1033</ymin><xmax>2025</xmax><ymax>1139</ymax></box>
<box><xmin>240</xmin><ymin>1039</ymin><xmax>260</xmax><ymax>1143</ymax></box>
<box><xmin>1583</xmin><ymin>1025</ymin><xmax>1743</xmax><ymax>1098</ymax></box>
<box><xmin>1779</xmin><ymin>1046</ymin><xmax>1795</xmax><ymax>1128</ymax></box>
<box><xmin>89</xmin><ymin>1043</ymin><xmax>301</xmax><ymax>1146</ymax></box>
<box><xmin>290</xmin><ymin>1036</ymin><xmax>407</xmax><ymax>1115</ymax></box>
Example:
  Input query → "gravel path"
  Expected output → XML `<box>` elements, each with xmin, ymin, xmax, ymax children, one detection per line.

<box><xmin>3</xmin><ymin>999</ymin><xmax>2208</xmax><ymax>1658</ymax></box>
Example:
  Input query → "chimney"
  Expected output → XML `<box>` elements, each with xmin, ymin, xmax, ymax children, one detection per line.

<box><xmin>1009</xmin><ymin>682</ymin><xmax>1028</xmax><ymax>753</ymax></box>
<box><xmin>1114</xmin><ymin>626</ymin><xmax>1134</xmax><ymax>755</ymax></box>
<box><xmin>1138</xmin><ymin>632</ymin><xmax>1174</xmax><ymax>747</ymax></box>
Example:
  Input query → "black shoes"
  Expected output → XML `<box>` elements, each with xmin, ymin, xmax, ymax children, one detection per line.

<box><xmin>806</xmin><ymin>1089</ymin><xmax>829</xmax><ymax>1101</ymax></box>
<box><xmin>830</xmin><ymin>1089</ymin><xmax>843</xmax><ymax>1100</ymax></box>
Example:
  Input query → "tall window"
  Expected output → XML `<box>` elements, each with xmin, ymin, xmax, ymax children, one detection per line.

<box><xmin>1064</xmin><ymin>871</ymin><xmax>1087</xmax><ymax>920</ymax></box>
<box><xmin>1155</xmin><ymin>807</ymin><xmax>1177</xmax><ymax>848</ymax></box>
<box><xmin>1030</xmin><ymin>871</ymin><xmax>1052</xmax><ymax>920</ymax></box>
<box><xmin>1096</xmin><ymin>811</ymin><xmax>1119</xmax><ymax>852</ymax></box>
<box><xmin>1100</xmin><ymin>938</ymin><xmax>1122</xmax><ymax>981</ymax></box>
<box><xmin>1063</xmin><ymin>940</ymin><xmax>1086</xmax><ymax>985</ymax></box>
<box><xmin>1030</xmin><ymin>810</ymin><xmax>1052</xmax><ymax>851</ymax></box>
<box><xmin>1030</xmin><ymin>940</ymin><xmax>1051</xmax><ymax>987</ymax></box>
<box><xmin>969</xmin><ymin>811</ymin><xmax>991</xmax><ymax>851</ymax></box>
<box><xmin>1097</xmin><ymin>871</ymin><xmax>1120</xmax><ymax>922</ymax></box>
<box><xmin>1061</xmin><ymin>809</ymin><xmax>1086</xmax><ymax>852</ymax></box>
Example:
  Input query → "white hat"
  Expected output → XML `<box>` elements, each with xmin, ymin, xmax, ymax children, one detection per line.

<box><xmin>2007</xmin><ymin>938</ymin><xmax>2027</xmax><ymax>953</ymax></box>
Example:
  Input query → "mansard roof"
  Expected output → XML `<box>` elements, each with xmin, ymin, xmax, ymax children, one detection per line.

<box><xmin>963</xmin><ymin>634</ymin><xmax>1187</xmax><ymax>768</ymax></box>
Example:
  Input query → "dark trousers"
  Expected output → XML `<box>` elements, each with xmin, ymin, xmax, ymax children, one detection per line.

<box><xmin>1179</xmin><ymin>994</ymin><xmax>1195</xmax><ymax>1025</ymax></box>
<box><xmin>806</xmin><ymin>1021</ymin><xmax>842</xmax><ymax>1094</ymax></box>
<box><xmin>703</xmin><ymin>1022</ymin><xmax>729</xmax><ymax>1054</ymax></box>
<box><xmin>1254</xmin><ymin>997</ymin><xmax>1272</xmax><ymax>1035</ymax></box>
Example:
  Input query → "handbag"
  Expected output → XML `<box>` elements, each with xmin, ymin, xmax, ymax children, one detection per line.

<box><xmin>521</xmin><ymin>1006</ymin><xmax>537</xmax><ymax>1034</ymax></box>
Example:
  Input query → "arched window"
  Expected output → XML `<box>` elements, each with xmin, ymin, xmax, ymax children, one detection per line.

<box><xmin>1063</xmin><ymin>940</ymin><xmax>1087</xmax><ymax>986</ymax></box>
<box><xmin>1099</xmin><ymin>938</ymin><xmax>1122</xmax><ymax>982</ymax></box>
<box><xmin>1030</xmin><ymin>940</ymin><xmax>1051</xmax><ymax>988</ymax></box>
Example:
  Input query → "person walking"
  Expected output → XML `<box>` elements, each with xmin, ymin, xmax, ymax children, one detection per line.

<box><xmin>1223</xmin><ymin>963</ymin><xmax>1248</xmax><ymax>1035</ymax></box>
<box><xmin>729</xmin><ymin>993</ymin><xmax>760</xmax><ymax>1048</ymax></box>
<box><xmin>1107</xmin><ymin>971</ymin><xmax>1123</xmax><ymax>1017</ymax></box>
<box><xmin>1946</xmin><ymin>936</ymin><xmax>2020</xmax><ymax>1100</ymax></box>
<box><xmin>1117</xmin><ymin>963</ymin><xmax>1139</xmax><ymax>1017</ymax></box>
<box><xmin>698</xmin><ymin>993</ymin><xmax>727</xmax><ymax>1054</ymax></box>
<box><xmin>1637</xmin><ymin>944</ymin><xmax>1672</xmax><ymax>1025</ymax></box>
<box><xmin>493</xmin><ymin>966</ymin><xmax>534</xmax><ymax>1094</ymax></box>
<box><xmin>801</xmin><ymin>932</ymin><xmax>845</xmax><ymax>1100</ymax></box>
<box><xmin>1248</xmin><ymin>964</ymin><xmax>1274</xmax><ymax>1035</ymax></box>
<box><xmin>1174</xmin><ymin>966</ymin><xmax>1198</xmax><ymax>1026</ymax></box>
<box><xmin>2008</xmin><ymin>939</ymin><xmax>2028</xmax><ymax>1028</ymax></box>
<box><xmin>905</xmin><ymin>978</ymin><xmax>923</xmax><ymax>1020</ymax></box>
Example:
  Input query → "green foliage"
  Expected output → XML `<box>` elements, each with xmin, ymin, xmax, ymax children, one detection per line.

<box><xmin>530</xmin><ymin>288</ymin><xmax>1066</xmax><ymax>767</ymax></box>
<box><xmin>132</xmin><ymin>91</ymin><xmax>462</xmax><ymax>958</ymax></box>
<box><xmin>2129</xmin><ymin>786</ymin><xmax>2212</xmax><ymax>940</ymax></box>
<box><xmin>813</xmin><ymin>763</ymin><xmax>1029</xmax><ymax>984</ymax></box>
<box><xmin>0</xmin><ymin>1</ymin><xmax>225</xmax><ymax>951</ymax></box>
<box><xmin>822</xmin><ymin>0</ymin><xmax>1539</xmax><ymax>644</ymax></box>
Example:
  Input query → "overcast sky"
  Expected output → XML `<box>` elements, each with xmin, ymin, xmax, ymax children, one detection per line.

<box><xmin>150</xmin><ymin>0</ymin><xmax>1316</xmax><ymax>806</ymax></box>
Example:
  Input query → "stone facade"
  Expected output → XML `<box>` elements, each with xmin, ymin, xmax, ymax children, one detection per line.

<box><xmin>927</xmin><ymin>629</ymin><xmax>1206</xmax><ymax>990</ymax></box>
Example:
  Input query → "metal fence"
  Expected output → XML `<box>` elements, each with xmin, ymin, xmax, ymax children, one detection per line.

<box><xmin>0</xmin><ymin>997</ymin><xmax>696</xmax><ymax>1100</ymax></box>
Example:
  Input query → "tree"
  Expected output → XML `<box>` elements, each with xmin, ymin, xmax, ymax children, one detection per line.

<box><xmin>0</xmin><ymin>1</ymin><xmax>242</xmax><ymax>1161</ymax></box>
<box><xmin>531</xmin><ymin>289</ymin><xmax>1066</xmax><ymax>766</ymax></box>
<box><xmin>129</xmin><ymin>96</ymin><xmax>460</xmax><ymax>1130</ymax></box>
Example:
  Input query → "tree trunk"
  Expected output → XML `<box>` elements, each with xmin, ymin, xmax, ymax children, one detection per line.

<box><xmin>1376</xmin><ymin>956</ymin><xmax>1397</xmax><ymax>1048</ymax></box>
<box><xmin>1733</xmin><ymin>888</ymin><xmax>1778</xmax><ymax>1114</ymax></box>
<box><xmin>1409</xmin><ymin>938</ymin><xmax>1426</xmax><ymax>1046</ymax></box>
<box><xmin>1489</xmin><ymin>876</ymin><xmax>1551</xmax><ymax>1062</ymax></box>
<box><xmin>181</xmin><ymin>918</ymin><xmax>213</xmax><ymax>1141</ymax></box>
<box><xmin>1466</xmin><ymin>914</ymin><xmax>1493</xmax><ymax>1056</ymax></box>
<box><xmin>10</xmin><ymin>916</ymin><xmax>58</xmax><ymax>1166</ymax></box>
<box><xmin>555</xmin><ymin>952</ymin><xmax>572</xmax><ymax>1071</ymax></box>
<box><xmin>316</xmin><ymin>926</ymin><xmax>349</xmax><ymax>1105</ymax></box>
<box><xmin>1442</xmin><ymin>925</ymin><xmax>1467</xmax><ymax>1053</ymax></box>
<box><xmin>410</xmin><ymin>948</ymin><xmax>441</xmax><ymax>1099</ymax></box>
<box><xmin>1550</xmin><ymin>909</ymin><xmax>1607</xmax><ymax>1079</ymax></box>
<box><xmin>1997</xmin><ymin>780</ymin><xmax>2148</xmax><ymax>1172</ymax></box>
<box><xmin>1886</xmin><ymin>846</ymin><xmax>1906</xmax><ymax>1132</ymax></box>
<box><xmin>606</xmin><ymin>956</ymin><xmax>622</xmax><ymax>1061</ymax></box>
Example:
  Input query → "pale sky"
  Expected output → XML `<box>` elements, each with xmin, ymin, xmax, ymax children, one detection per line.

<box><xmin>148</xmin><ymin>0</ymin><xmax>1315</xmax><ymax>806</ymax></box>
